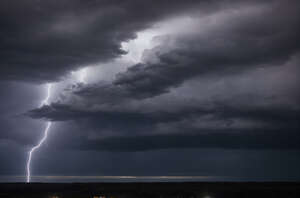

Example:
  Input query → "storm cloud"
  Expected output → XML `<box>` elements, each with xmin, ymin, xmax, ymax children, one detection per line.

<box><xmin>1</xmin><ymin>0</ymin><xmax>300</xmax><ymax>181</ymax></box>
<box><xmin>27</xmin><ymin>0</ymin><xmax>300</xmax><ymax>152</ymax></box>
<box><xmin>0</xmin><ymin>0</ymin><xmax>229</xmax><ymax>83</ymax></box>
<box><xmin>114</xmin><ymin>1</ymin><xmax>300</xmax><ymax>98</ymax></box>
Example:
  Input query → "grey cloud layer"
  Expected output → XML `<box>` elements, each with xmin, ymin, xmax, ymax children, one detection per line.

<box><xmin>43</xmin><ymin>0</ymin><xmax>300</xmax><ymax>100</ymax></box>
<box><xmin>114</xmin><ymin>1</ymin><xmax>300</xmax><ymax>98</ymax></box>
<box><xmin>27</xmin><ymin>97</ymin><xmax>300</xmax><ymax>150</ymax></box>
<box><xmin>0</xmin><ymin>0</ymin><xmax>216</xmax><ymax>83</ymax></box>
<box><xmin>25</xmin><ymin>0</ymin><xmax>300</xmax><ymax>151</ymax></box>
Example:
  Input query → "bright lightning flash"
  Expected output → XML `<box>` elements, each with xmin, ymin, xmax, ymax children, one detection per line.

<box><xmin>78</xmin><ymin>68</ymin><xmax>87</xmax><ymax>83</ymax></box>
<box><xmin>26</xmin><ymin>84</ymin><xmax>52</xmax><ymax>183</ymax></box>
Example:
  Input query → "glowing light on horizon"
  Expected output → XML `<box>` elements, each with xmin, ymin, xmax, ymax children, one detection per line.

<box><xmin>26</xmin><ymin>84</ymin><xmax>53</xmax><ymax>183</ymax></box>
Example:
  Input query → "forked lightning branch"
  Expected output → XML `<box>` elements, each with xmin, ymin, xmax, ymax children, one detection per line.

<box><xmin>26</xmin><ymin>69</ymin><xmax>86</xmax><ymax>183</ymax></box>
<box><xmin>26</xmin><ymin>84</ymin><xmax>52</xmax><ymax>183</ymax></box>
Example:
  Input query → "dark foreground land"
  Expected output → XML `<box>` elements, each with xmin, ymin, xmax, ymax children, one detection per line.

<box><xmin>0</xmin><ymin>182</ymin><xmax>300</xmax><ymax>198</ymax></box>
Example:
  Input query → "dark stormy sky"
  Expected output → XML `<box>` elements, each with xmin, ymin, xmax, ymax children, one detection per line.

<box><xmin>0</xmin><ymin>0</ymin><xmax>300</xmax><ymax>182</ymax></box>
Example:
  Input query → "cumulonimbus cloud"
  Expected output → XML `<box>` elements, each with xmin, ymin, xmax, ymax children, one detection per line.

<box><xmin>25</xmin><ymin>0</ymin><xmax>300</xmax><ymax>151</ymax></box>
<box><xmin>0</xmin><ymin>0</ymin><xmax>227</xmax><ymax>83</ymax></box>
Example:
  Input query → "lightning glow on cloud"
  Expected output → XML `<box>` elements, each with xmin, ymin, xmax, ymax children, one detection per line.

<box><xmin>78</xmin><ymin>68</ymin><xmax>87</xmax><ymax>83</ymax></box>
<box><xmin>121</xmin><ymin>30</ymin><xmax>161</xmax><ymax>63</ymax></box>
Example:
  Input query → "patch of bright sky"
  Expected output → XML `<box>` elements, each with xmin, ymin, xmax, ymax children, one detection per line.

<box><xmin>77</xmin><ymin>16</ymin><xmax>201</xmax><ymax>84</ymax></box>
<box><xmin>121</xmin><ymin>29</ymin><xmax>162</xmax><ymax>63</ymax></box>
<box><xmin>56</xmin><ymin>16</ymin><xmax>200</xmax><ymax>88</ymax></box>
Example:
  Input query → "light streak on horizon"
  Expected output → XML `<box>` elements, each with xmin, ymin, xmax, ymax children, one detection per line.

<box><xmin>26</xmin><ymin>84</ymin><xmax>52</xmax><ymax>183</ymax></box>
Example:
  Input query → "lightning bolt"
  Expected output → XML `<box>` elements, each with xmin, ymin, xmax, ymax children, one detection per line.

<box><xmin>26</xmin><ymin>84</ymin><xmax>52</xmax><ymax>183</ymax></box>
<box><xmin>26</xmin><ymin>69</ymin><xmax>88</xmax><ymax>183</ymax></box>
